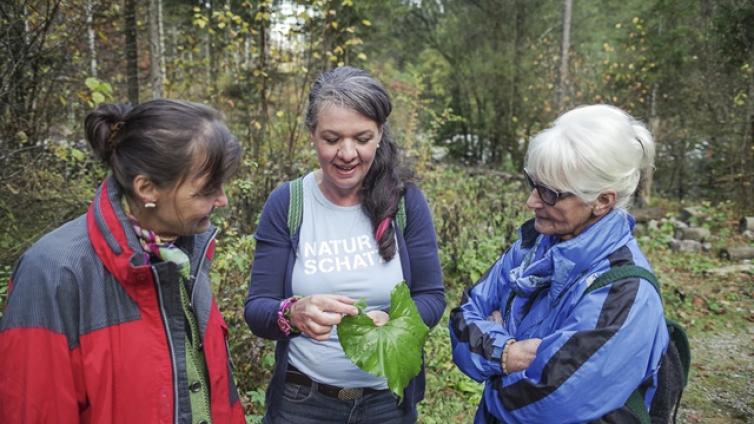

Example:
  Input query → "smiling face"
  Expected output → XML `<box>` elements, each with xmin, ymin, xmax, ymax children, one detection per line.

<box><xmin>133</xmin><ymin>170</ymin><xmax>229</xmax><ymax>239</ymax></box>
<box><xmin>154</xmin><ymin>175</ymin><xmax>228</xmax><ymax>237</ymax></box>
<box><xmin>311</xmin><ymin>104</ymin><xmax>381</xmax><ymax>205</ymax></box>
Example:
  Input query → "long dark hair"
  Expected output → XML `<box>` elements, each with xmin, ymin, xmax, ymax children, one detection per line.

<box><xmin>85</xmin><ymin>99</ymin><xmax>241</xmax><ymax>198</ymax></box>
<box><xmin>305</xmin><ymin>67</ymin><xmax>412</xmax><ymax>261</ymax></box>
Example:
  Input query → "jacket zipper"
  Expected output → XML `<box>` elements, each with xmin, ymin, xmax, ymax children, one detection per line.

<box><xmin>152</xmin><ymin>268</ymin><xmax>180</xmax><ymax>424</ymax></box>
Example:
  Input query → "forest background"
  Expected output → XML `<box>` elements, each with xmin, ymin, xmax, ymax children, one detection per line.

<box><xmin>1</xmin><ymin>0</ymin><xmax>753</xmax><ymax>422</ymax></box>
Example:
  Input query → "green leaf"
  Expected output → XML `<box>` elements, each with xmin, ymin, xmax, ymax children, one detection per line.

<box><xmin>92</xmin><ymin>92</ymin><xmax>105</xmax><ymax>105</ymax></box>
<box><xmin>337</xmin><ymin>282</ymin><xmax>429</xmax><ymax>401</ymax></box>
<box><xmin>85</xmin><ymin>77</ymin><xmax>99</xmax><ymax>90</ymax></box>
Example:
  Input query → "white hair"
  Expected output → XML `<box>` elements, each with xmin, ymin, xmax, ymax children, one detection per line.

<box><xmin>524</xmin><ymin>104</ymin><xmax>655</xmax><ymax>209</ymax></box>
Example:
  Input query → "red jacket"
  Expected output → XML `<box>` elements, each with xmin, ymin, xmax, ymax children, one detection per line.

<box><xmin>0</xmin><ymin>177</ymin><xmax>245</xmax><ymax>423</ymax></box>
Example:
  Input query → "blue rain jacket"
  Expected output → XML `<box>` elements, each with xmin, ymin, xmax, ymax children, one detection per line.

<box><xmin>450</xmin><ymin>210</ymin><xmax>669</xmax><ymax>423</ymax></box>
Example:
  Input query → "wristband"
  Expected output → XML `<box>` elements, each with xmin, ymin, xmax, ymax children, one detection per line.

<box><xmin>277</xmin><ymin>296</ymin><xmax>300</xmax><ymax>336</ymax></box>
<box><xmin>502</xmin><ymin>339</ymin><xmax>516</xmax><ymax>375</ymax></box>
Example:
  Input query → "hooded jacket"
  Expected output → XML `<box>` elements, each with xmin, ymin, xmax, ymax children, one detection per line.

<box><xmin>0</xmin><ymin>177</ymin><xmax>244</xmax><ymax>423</ymax></box>
<box><xmin>450</xmin><ymin>210</ymin><xmax>669</xmax><ymax>423</ymax></box>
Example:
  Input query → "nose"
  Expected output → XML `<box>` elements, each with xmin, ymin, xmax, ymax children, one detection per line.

<box><xmin>337</xmin><ymin>140</ymin><xmax>358</xmax><ymax>162</ymax></box>
<box><xmin>526</xmin><ymin>188</ymin><xmax>543</xmax><ymax>210</ymax></box>
<box><xmin>214</xmin><ymin>186</ymin><xmax>228</xmax><ymax>208</ymax></box>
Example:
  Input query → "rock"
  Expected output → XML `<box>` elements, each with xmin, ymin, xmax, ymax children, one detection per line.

<box><xmin>740</xmin><ymin>217</ymin><xmax>754</xmax><ymax>234</ymax></box>
<box><xmin>669</xmin><ymin>218</ymin><xmax>688</xmax><ymax>230</ymax></box>
<box><xmin>679</xmin><ymin>206</ymin><xmax>706</xmax><ymax>223</ymax></box>
<box><xmin>633</xmin><ymin>223</ymin><xmax>646</xmax><ymax>237</ymax></box>
<box><xmin>669</xmin><ymin>239</ymin><xmax>702</xmax><ymax>253</ymax></box>
<box><xmin>632</xmin><ymin>207</ymin><xmax>666</xmax><ymax>223</ymax></box>
<box><xmin>702</xmin><ymin>242</ymin><xmax>712</xmax><ymax>252</ymax></box>
<box><xmin>678</xmin><ymin>227</ymin><xmax>711</xmax><ymax>242</ymax></box>
<box><xmin>703</xmin><ymin>264</ymin><xmax>754</xmax><ymax>277</ymax></box>
<box><xmin>719</xmin><ymin>246</ymin><xmax>754</xmax><ymax>261</ymax></box>
<box><xmin>647</xmin><ymin>219</ymin><xmax>659</xmax><ymax>232</ymax></box>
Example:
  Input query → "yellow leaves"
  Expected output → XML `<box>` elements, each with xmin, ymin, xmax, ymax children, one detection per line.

<box><xmin>331</xmin><ymin>21</ymin><xmax>339</xmax><ymax>29</ymax></box>
<box><xmin>733</xmin><ymin>91</ymin><xmax>747</xmax><ymax>107</ymax></box>
<box><xmin>275</xmin><ymin>110</ymin><xmax>284</xmax><ymax>118</ymax></box>
<box><xmin>193</xmin><ymin>15</ymin><xmax>208</xmax><ymax>29</ymax></box>
<box><xmin>740</xmin><ymin>63</ymin><xmax>752</xmax><ymax>76</ymax></box>
<box><xmin>362</xmin><ymin>19</ymin><xmax>372</xmax><ymax>27</ymax></box>
<box><xmin>357</xmin><ymin>52</ymin><xmax>367</xmax><ymax>61</ymax></box>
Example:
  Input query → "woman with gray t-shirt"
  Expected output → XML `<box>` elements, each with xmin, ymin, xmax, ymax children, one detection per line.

<box><xmin>244</xmin><ymin>66</ymin><xmax>445</xmax><ymax>423</ymax></box>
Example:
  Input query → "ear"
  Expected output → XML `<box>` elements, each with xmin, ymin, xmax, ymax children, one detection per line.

<box><xmin>132</xmin><ymin>175</ymin><xmax>160</xmax><ymax>205</ymax></box>
<box><xmin>593</xmin><ymin>191</ymin><xmax>616</xmax><ymax>217</ymax></box>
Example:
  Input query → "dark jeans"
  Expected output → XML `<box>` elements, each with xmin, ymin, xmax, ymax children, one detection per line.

<box><xmin>264</xmin><ymin>379</ymin><xmax>417</xmax><ymax>424</ymax></box>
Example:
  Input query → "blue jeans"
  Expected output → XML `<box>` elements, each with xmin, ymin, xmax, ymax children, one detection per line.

<box><xmin>264</xmin><ymin>379</ymin><xmax>417</xmax><ymax>424</ymax></box>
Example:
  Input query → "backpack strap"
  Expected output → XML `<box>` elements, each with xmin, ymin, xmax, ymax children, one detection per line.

<box><xmin>625</xmin><ymin>390</ymin><xmax>652</xmax><ymax>424</ymax></box>
<box><xmin>586</xmin><ymin>265</ymin><xmax>660</xmax><ymax>298</ymax></box>
<box><xmin>396</xmin><ymin>195</ymin><xmax>407</xmax><ymax>234</ymax></box>
<box><xmin>287</xmin><ymin>177</ymin><xmax>304</xmax><ymax>236</ymax></box>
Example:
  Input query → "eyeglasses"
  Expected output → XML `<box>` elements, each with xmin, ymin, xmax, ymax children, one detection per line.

<box><xmin>523</xmin><ymin>169</ymin><xmax>571</xmax><ymax>206</ymax></box>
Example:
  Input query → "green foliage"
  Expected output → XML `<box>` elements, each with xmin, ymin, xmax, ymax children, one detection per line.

<box><xmin>0</xmin><ymin>265</ymin><xmax>10</xmax><ymax>319</ymax></box>
<box><xmin>338</xmin><ymin>282</ymin><xmax>429</xmax><ymax>401</ymax></box>
<box><xmin>83</xmin><ymin>77</ymin><xmax>114</xmax><ymax>107</ymax></box>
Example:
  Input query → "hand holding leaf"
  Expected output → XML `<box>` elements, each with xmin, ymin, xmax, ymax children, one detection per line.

<box><xmin>337</xmin><ymin>282</ymin><xmax>430</xmax><ymax>401</ymax></box>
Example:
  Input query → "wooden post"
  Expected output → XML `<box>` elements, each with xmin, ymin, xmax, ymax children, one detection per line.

<box><xmin>719</xmin><ymin>246</ymin><xmax>754</xmax><ymax>261</ymax></box>
<box><xmin>739</xmin><ymin>217</ymin><xmax>754</xmax><ymax>233</ymax></box>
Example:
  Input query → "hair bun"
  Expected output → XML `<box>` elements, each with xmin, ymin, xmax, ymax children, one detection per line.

<box><xmin>84</xmin><ymin>103</ymin><xmax>132</xmax><ymax>164</ymax></box>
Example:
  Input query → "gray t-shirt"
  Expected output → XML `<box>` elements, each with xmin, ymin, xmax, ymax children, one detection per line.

<box><xmin>288</xmin><ymin>172</ymin><xmax>403</xmax><ymax>389</ymax></box>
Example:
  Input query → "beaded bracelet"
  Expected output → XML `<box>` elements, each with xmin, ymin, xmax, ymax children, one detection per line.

<box><xmin>277</xmin><ymin>296</ymin><xmax>300</xmax><ymax>336</ymax></box>
<box><xmin>501</xmin><ymin>339</ymin><xmax>516</xmax><ymax>375</ymax></box>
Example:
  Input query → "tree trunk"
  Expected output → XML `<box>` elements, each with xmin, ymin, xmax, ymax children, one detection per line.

<box><xmin>86</xmin><ymin>0</ymin><xmax>97</xmax><ymax>78</ymax></box>
<box><xmin>148</xmin><ymin>0</ymin><xmax>163</xmax><ymax>98</ymax></box>
<box><xmin>125</xmin><ymin>0</ymin><xmax>139</xmax><ymax>105</ymax></box>
<box><xmin>556</xmin><ymin>0</ymin><xmax>572</xmax><ymax>112</ymax></box>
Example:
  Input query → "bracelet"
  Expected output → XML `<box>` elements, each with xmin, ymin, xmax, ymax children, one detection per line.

<box><xmin>502</xmin><ymin>339</ymin><xmax>516</xmax><ymax>375</ymax></box>
<box><xmin>277</xmin><ymin>296</ymin><xmax>300</xmax><ymax>336</ymax></box>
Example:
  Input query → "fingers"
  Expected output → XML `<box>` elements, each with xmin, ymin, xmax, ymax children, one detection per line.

<box><xmin>366</xmin><ymin>310</ymin><xmax>389</xmax><ymax>326</ymax></box>
<box><xmin>507</xmin><ymin>338</ymin><xmax>542</xmax><ymax>372</ymax></box>
<box><xmin>315</xmin><ymin>295</ymin><xmax>359</xmax><ymax>316</ymax></box>
<box><xmin>289</xmin><ymin>294</ymin><xmax>360</xmax><ymax>340</ymax></box>
<box><xmin>488</xmin><ymin>310</ymin><xmax>503</xmax><ymax>324</ymax></box>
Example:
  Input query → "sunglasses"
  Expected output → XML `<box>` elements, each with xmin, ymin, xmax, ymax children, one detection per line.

<box><xmin>523</xmin><ymin>169</ymin><xmax>571</xmax><ymax>206</ymax></box>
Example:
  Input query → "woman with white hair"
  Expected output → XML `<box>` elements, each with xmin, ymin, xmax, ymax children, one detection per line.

<box><xmin>450</xmin><ymin>105</ymin><xmax>671</xmax><ymax>423</ymax></box>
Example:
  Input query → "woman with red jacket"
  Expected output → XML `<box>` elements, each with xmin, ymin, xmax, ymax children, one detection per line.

<box><xmin>0</xmin><ymin>99</ymin><xmax>245</xmax><ymax>424</ymax></box>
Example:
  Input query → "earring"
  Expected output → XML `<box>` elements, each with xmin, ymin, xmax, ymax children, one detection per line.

<box><xmin>144</xmin><ymin>201</ymin><xmax>156</xmax><ymax>208</ymax></box>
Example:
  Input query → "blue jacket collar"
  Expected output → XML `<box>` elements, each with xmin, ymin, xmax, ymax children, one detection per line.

<box><xmin>512</xmin><ymin>209</ymin><xmax>635</xmax><ymax>303</ymax></box>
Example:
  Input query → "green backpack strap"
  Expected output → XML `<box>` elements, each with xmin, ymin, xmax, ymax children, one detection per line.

<box><xmin>586</xmin><ymin>265</ymin><xmax>660</xmax><ymax>297</ymax></box>
<box><xmin>396</xmin><ymin>196</ymin><xmax>407</xmax><ymax>234</ymax></box>
<box><xmin>553</xmin><ymin>265</ymin><xmax>659</xmax><ymax>310</ymax></box>
<box><xmin>625</xmin><ymin>390</ymin><xmax>652</xmax><ymax>424</ymax></box>
<box><xmin>287</xmin><ymin>177</ymin><xmax>304</xmax><ymax>236</ymax></box>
